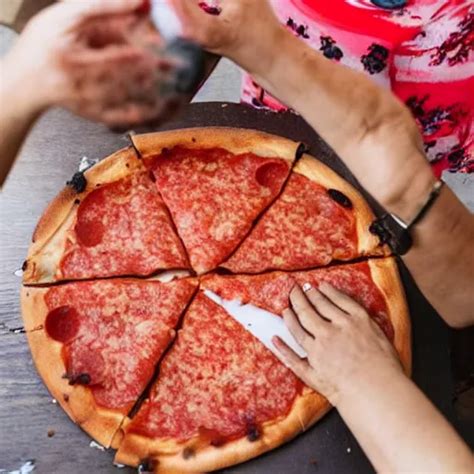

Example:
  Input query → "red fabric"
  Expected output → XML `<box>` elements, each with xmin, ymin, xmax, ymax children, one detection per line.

<box><xmin>241</xmin><ymin>0</ymin><xmax>473</xmax><ymax>175</ymax></box>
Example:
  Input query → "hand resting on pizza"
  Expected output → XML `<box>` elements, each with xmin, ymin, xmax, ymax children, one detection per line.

<box><xmin>273</xmin><ymin>283</ymin><xmax>473</xmax><ymax>473</ymax></box>
<box><xmin>173</xmin><ymin>0</ymin><xmax>474</xmax><ymax>328</ymax></box>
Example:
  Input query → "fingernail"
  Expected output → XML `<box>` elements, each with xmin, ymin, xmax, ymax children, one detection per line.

<box><xmin>302</xmin><ymin>282</ymin><xmax>312</xmax><ymax>292</ymax></box>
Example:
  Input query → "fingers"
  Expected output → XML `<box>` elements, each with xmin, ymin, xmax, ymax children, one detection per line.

<box><xmin>282</xmin><ymin>308</ymin><xmax>313</xmax><ymax>350</ymax></box>
<box><xmin>289</xmin><ymin>285</ymin><xmax>329</xmax><ymax>335</ymax></box>
<box><xmin>318</xmin><ymin>282</ymin><xmax>367</xmax><ymax>318</ymax></box>
<box><xmin>170</xmin><ymin>0</ymin><xmax>219</xmax><ymax>46</ymax></box>
<box><xmin>62</xmin><ymin>0</ymin><xmax>144</xmax><ymax>18</ymax></box>
<box><xmin>303</xmin><ymin>284</ymin><xmax>348</xmax><ymax>324</ymax></box>
<box><xmin>272</xmin><ymin>336</ymin><xmax>312</xmax><ymax>383</ymax></box>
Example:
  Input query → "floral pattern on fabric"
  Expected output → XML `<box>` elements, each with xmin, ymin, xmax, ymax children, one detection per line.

<box><xmin>241</xmin><ymin>0</ymin><xmax>473</xmax><ymax>175</ymax></box>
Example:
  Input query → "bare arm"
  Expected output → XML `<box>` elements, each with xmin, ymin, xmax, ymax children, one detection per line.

<box><xmin>0</xmin><ymin>64</ymin><xmax>44</xmax><ymax>186</ymax></box>
<box><xmin>174</xmin><ymin>0</ymin><xmax>474</xmax><ymax>326</ymax></box>
<box><xmin>273</xmin><ymin>284</ymin><xmax>473</xmax><ymax>473</ymax></box>
<box><xmin>249</xmin><ymin>31</ymin><xmax>474</xmax><ymax>327</ymax></box>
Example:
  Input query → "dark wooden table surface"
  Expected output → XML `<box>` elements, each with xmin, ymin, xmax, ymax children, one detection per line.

<box><xmin>0</xmin><ymin>102</ymin><xmax>472</xmax><ymax>474</ymax></box>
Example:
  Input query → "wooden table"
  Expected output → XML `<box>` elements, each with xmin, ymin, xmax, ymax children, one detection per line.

<box><xmin>0</xmin><ymin>102</ymin><xmax>471</xmax><ymax>474</ymax></box>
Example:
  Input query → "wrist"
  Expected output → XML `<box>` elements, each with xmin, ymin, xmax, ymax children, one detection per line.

<box><xmin>231</xmin><ymin>23</ymin><xmax>289</xmax><ymax>80</ymax></box>
<box><xmin>330</xmin><ymin>363</ymin><xmax>404</xmax><ymax>408</ymax></box>
<box><xmin>378</xmin><ymin>160</ymin><xmax>436</xmax><ymax>223</ymax></box>
<box><xmin>1</xmin><ymin>52</ymin><xmax>56</xmax><ymax>116</ymax></box>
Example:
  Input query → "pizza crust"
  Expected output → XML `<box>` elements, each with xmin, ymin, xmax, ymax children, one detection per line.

<box><xmin>114</xmin><ymin>389</ymin><xmax>330</xmax><ymax>473</ymax></box>
<box><xmin>23</xmin><ymin>146</ymin><xmax>143</xmax><ymax>285</ymax></box>
<box><xmin>131</xmin><ymin>127</ymin><xmax>300</xmax><ymax>164</ymax></box>
<box><xmin>21</xmin><ymin>287</ymin><xmax>126</xmax><ymax>447</ymax></box>
<box><xmin>368</xmin><ymin>257</ymin><xmax>412</xmax><ymax>375</ymax></box>
<box><xmin>295</xmin><ymin>156</ymin><xmax>389</xmax><ymax>257</ymax></box>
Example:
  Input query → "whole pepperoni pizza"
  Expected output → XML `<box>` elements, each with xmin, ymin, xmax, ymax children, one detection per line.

<box><xmin>21</xmin><ymin>128</ymin><xmax>411</xmax><ymax>473</ymax></box>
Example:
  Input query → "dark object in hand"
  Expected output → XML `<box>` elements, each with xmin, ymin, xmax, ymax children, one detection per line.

<box><xmin>165</xmin><ymin>39</ymin><xmax>206</xmax><ymax>94</ymax></box>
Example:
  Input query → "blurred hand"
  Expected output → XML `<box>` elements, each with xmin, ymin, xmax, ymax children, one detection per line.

<box><xmin>2</xmin><ymin>0</ymin><xmax>177</xmax><ymax>127</ymax></box>
<box><xmin>171</xmin><ymin>0</ymin><xmax>282</xmax><ymax>75</ymax></box>
<box><xmin>273</xmin><ymin>283</ymin><xmax>403</xmax><ymax>405</ymax></box>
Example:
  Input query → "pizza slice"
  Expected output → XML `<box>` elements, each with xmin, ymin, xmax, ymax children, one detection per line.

<box><xmin>131</xmin><ymin>128</ymin><xmax>300</xmax><ymax>274</ymax></box>
<box><xmin>203</xmin><ymin>257</ymin><xmax>411</xmax><ymax>369</ymax></box>
<box><xmin>21</xmin><ymin>277</ymin><xmax>197</xmax><ymax>447</ymax></box>
<box><xmin>114</xmin><ymin>292</ymin><xmax>329</xmax><ymax>472</ymax></box>
<box><xmin>23</xmin><ymin>147</ymin><xmax>189</xmax><ymax>284</ymax></box>
<box><xmin>222</xmin><ymin>155</ymin><xmax>387</xmax><ymax>273</ymax></box>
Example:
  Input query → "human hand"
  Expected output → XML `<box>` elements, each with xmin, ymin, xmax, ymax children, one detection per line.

<box><xmin>2</xmin><ymin>0</ymin><xmax>177</xmax><ymax>127</ymax></box>
<box><xmin>171</xmin><ymin>0</ymin><xmax>284</xmax><ymax>76</ymax></box>
<box><xmin>272</xmin><ymin>283</ymin><xmax>403</xmax><ymax>405</ymax></box>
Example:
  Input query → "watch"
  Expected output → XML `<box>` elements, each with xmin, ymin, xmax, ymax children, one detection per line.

<box><xmin>369</xmin><ymin>180</ymin><xmax>445</xmax><ymax>255</ymax></box>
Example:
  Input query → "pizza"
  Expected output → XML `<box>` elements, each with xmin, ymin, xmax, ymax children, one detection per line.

<box><xmin>21</xmin><ymin>127</ymin><xmax>410</xmax><ymax>473</ymax></box>
<box><xmin>23</xmin><ymin>147</ymin><xmax>189</xmax><ymax>283</ymax></box>
<box><xmin>130</xmin><ymin>128</ymin><xmax>299</xmax><ymax>274</ymax></box>
<box><xmin>22</xmin><ymin>277</ymin><xmax>197</xmax><ymax>447</ymax></box>
<box><xmin>222</xmin><ymin>156</ymin><xmax>387</xmax><ymax>273</ymax></box>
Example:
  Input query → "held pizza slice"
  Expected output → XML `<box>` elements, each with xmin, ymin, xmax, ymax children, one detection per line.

<box><xmin>130</xmin><ymin>128</ymin><xmax>300</xmax><ymax>274</ymax></box>
<box><xmin>114</xmin><ymin>292</ymin><xmax>329</xmax><ymax>472</ymax></box>
<box><xmin>222</xmin><ymin>155</ymin><xmax>388</xmax><ymax>273</ymax></box>
<box><xmin>203</xmin><ymin>257</ymin><xmax>411</xmax><ymax>374</ymax></box>
<box><xmin>23</xmin><ymin>147</ymin><xmax>190</xmax><ymax>284</ymax></box>
<box><xmin>21</xmin><ymin>277</ymin><xmax>197</xmax><ymax>447</ymax></box>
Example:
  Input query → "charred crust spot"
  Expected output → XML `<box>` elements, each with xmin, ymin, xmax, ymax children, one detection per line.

<box><xmin>21</xmin><ymin>260</ymin><xmax>28</xmax><ymax>271</ymax></box>
<box><xmin>74</xmin><ymin>199</ymin><xmax>81</xmax><ymax>205</ymax></box>
<box><xmin>66</xmin><ymin>171</ymin><xmax>87</xmax><ymax>193</ymax></box>
<box><xmin>327</xmin><ymin>189</ymin><xmax>353</xmax><ymax>209</ymax></box>
<box><xmin>246</xmin><ymin>424</ymin><xmax>260</xmax><ymax>442</ymax></box>
<box><xmin>125</xmin><ymin>163</ymin><xmax>130</xmax><ymax>168</ymax></box>
<box><xmin>191</xmin><ymin>137</ymin><xmax>196</xmax><ymax>143</ymax></box>
<box><xmin>138</xmin><ymin>458</ymin><xmax>157</xmax><ymax>473</ymax></box>
<box><xmin>369</xmin><ymin>219</ymin><xmax>390</xmax><ymax>244</ymax></box>
<box><xmin>63</xmin><ymin>394</ymin><xmax>69</xmax><ymax>402</ymax></box>
<box><xmin>295</xmin><ymin>143</ymin><xmax>309</xmax><ymax>160</ymax></box>
<box><xmin>182</xmin><ymin>447</ymin><xmax>195</xmax><ymax>459</ymax></box>
<box><xmin>95</xmin><ymin>183</ymin><xmax>101</xmax><ymax>187</ymax></box>
<box><xmin>65</xmin><ymin>373</ymin><xmax>91</xmax><ymax>386</ymax></box>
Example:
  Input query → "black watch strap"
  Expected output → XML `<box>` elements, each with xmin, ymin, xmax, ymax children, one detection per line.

<box><xmin>369</xmin><ymin>180</ymin><xmax>444</xmax><ymax>255</ymax></box>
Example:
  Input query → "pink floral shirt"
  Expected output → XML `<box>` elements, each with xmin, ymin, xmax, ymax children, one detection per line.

<box><xmin>241</xmin><ymin>0</ymin><xmax>473</xmax><ymax>176</ymax></box>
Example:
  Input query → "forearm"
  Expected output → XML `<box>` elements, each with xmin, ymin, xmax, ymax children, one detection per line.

<box><xmin>248</xmin><ymin>31</ymin><xmax>473</xmax><ymax>327</ymax></box>
<box><xmin>403</xmin><ymin>186</ymin><xmax>474</xmax><ymax>327</ymax></box>
<box><xmin>335</xmin><ymin>370</ymin><xmax>473</xmax><ymax>473</ymax></box>
<box><xmin>0</xmin><ymin>60</ymin><xmax>45</xmax><ymax>186</ymax></box>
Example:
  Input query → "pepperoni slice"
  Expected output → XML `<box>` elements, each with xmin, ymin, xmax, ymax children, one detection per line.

<box><xmin>45</xmin><ymin>306</ymin><xmax>80</xmax><ymax>343</ymax></box>
<box><xmin>255</xmin><ymin>161</ymin><xmax>289</xmax><ymax>191</ymax></box>
<box><xmin>74</xmin><ymin>187</ymin><xmax>106</xmax><ymax>247</ymax></box>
